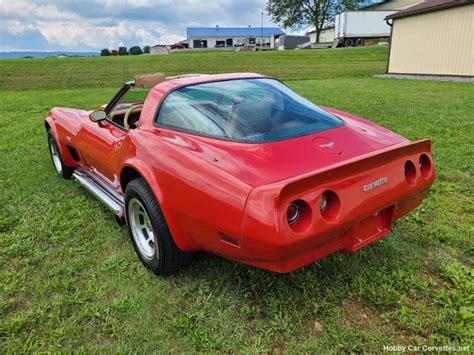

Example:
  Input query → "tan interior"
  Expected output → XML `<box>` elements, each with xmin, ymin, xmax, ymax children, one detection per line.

<box><xmin>108</xmin><ymin>107</ymin><xmax>129</xmax><ymax>119</ymax></box>
<box><xmin>134</xmin><ymin>73</ymin><xmax>167</xmax><ymax>88</ymax></box>
<box><xmin>105</xmin><ymin>73</ymin><xmax>204</xmax><ymax>129</ymax></box>
<box><xmin>123</xmin><ymin>104</ymin><xmax>143</xmax><ymax>130</ymax></box>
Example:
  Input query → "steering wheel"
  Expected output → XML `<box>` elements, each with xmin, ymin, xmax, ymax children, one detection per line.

<box><xmin>123</xmin><ymin>104</ymin><xmax>144</xmax><ymax>130</ymax></box>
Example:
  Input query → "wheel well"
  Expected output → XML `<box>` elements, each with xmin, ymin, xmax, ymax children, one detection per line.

<box><xmin>45</xmin><ymin>121</ymin><xmax>51</xmax><ymax>132</ymax></box>
<box><xmin>120</xmin><ymin>167</ymin><xmax>143</xmax><ymax>192</ymax></box>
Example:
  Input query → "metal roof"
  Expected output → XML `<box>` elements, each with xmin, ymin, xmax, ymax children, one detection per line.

<box><xmin>186</xmin><ymin>27</ymin><xmax>285</xmax><ymax>37</ymax></box>
<box><xmin>306</xmin><ymin>26</ymin><xmax>335</xmax><ymax>34</ymax></box>
<box><xmin>362</xmin><ymin>0</ymin><xmax>424</xmax><ymax>11</ymax></box>
<box><xmin>387</xmin><ymin>0</ymin><xmax>471</xmax><ymax>19</ymax></box>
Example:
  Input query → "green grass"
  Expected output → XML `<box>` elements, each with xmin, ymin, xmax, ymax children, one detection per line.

<box><xmin>1</xmin><ymin>47</ymin><xmax>473</xmax><ymax>352</ymax></box>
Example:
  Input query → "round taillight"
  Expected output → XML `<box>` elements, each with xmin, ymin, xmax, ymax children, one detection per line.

<box><xmin>419</xmin><ymin>154</ymin><xmax>432</xmax><ymax>178</ymax></box>
<box><xmin>319</xmin><ymin>190</ymin><xmax>341</xmax><ymax>222</ymax></box>
<box><xmin>286</xmin><ymin>200</ymin><xmax>312</xmax><ymax>233</ymax></box>
<box><xmin>287</xmin><ymin>202</ymin><xmax>300</xmax><ymax>225</ymax></box>
<box><xmin>404</xmin><ymin>160</ymin><xmax>416</xmax><ymax>186</ymax></box>
<box><xmin>319</xmin><ymin>193</ymin><xmax>328</xmax><ymax>212</ymax></box>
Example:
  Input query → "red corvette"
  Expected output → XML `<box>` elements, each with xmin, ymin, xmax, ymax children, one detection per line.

<box><xmin>45</xmin><ymin>72</ymin><xmax>435</xmax><ymax>275</ymax></box>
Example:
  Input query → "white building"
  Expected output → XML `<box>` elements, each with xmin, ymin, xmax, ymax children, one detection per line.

<box><xmin>150</xmin><ymin>45</ymin><xmax>169</xmax><ymax>55</ymax></box>
<box><xmin>186</xmin><ymin>27</ymin><xmax>285</xmax><ymax>49</ymax></box>
<box><xmin>307</xmin><ymin>27</ymin><xmax>335</xmax><ymax>43</ymax></box>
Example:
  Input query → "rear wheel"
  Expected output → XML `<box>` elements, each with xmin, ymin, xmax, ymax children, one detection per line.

<box><xmin>125</xmin><ymin>178</ymin><xmax>191</xmax><ymax>275</ymax></box>
<box><xmin>47</xmin><ymin>129</ymin><xmax>75</xmax><ymax>179</ymax></box>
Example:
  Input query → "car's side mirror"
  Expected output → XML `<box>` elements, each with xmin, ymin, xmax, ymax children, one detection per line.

<box><xmin>89</xmin><ymin>110</ymin><xmax>107</xmax><ymax>122</ymax></box>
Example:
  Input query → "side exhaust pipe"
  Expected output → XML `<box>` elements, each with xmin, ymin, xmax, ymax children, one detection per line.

<box><xmin>72</xmin><ymin>169</ymin><xmax>125</xmax><ymax>224</ymax></box>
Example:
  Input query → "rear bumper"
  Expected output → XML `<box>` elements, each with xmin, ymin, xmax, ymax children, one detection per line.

<box><xmin>237</xmin><ymin>140</ymin><xmax>435</xmax><ymax>273</ymax></box>
<box><xmin>237</xmin><ymin>189</ymin><xmax>427</xmax><ymax>273</ymax></box>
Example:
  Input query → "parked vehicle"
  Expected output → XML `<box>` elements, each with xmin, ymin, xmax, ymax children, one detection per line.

<box><xmin>170</xmin><ymin>43</ymin><xmax>184</xmax><ymax>49</ymax></box>
<box><xmin>276</xmin><ymin>35</ymin><xmax>310</xmax><ymax>50</ymax></box>
<box><xmin>45</xmin><ymin>72</ymin><xmax>435</xmax><ymax>275</ymax></box>
<box><xmin>335</xmin><ymin>11</ymin><xmax>395</xmax><ymax>47</ymax></box>
<box><xmin>296</xmin><ymin>42</ymin><xmax>313</xmax><ymax>49</ymax></box>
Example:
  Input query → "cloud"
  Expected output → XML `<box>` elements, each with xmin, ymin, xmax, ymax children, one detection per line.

<box><xmin>0</xmin><ymin>0</ymin><xmax>279</xmax><ymax>51</ymax></box>
<box><xmin>0</xmin><ymin>29</ymin><xmax>51</xmax><ymax>51</ymax></box>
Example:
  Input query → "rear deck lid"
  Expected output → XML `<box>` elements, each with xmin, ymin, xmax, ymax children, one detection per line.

<box><xmin>174</xmin><ymin>108</ymin><xmax>408</xmax><ymax>187</ymax></box>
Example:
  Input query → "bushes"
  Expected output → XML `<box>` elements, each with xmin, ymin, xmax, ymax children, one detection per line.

<box><xmin>101</xmin><ymin>45</ymin><xmax>148</xmax><ymax>56</ymax></box>
<box><xmin>118</xmin><ymin>47</ymin><xmax>128</xmax><ymax>56</ymax></box>
<box><xmin>129</xmin><ymin>46</ymin><xmax>143</xmax><ymax>55</ymax></box>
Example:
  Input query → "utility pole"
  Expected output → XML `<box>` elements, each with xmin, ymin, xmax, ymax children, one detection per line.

<box><xmin>261</xmin><ymin>12</ymin><xmax>264</xmax><ymax>48</ymax></box>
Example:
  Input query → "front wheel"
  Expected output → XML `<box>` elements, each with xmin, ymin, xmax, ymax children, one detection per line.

<box><xmin>47</xmin><ymin>129</ymin><xmax>75</xmax><ymax>179</ymax></box>
<box><xmin>125</xmin><ymin>178</ymin><xmax>191</xmax><ymax>275</ymax></box>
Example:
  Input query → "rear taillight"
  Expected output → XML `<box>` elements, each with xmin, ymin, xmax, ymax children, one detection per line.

<box><xmin>319</xmin><ymin>192</ymin><xmax>328</xmax><ymax>212</ymax></box>
<box><xmin>419</xmin><ymin>154</ymin><xmax>432</xmax><ymax>178</ymax></box>
<box><xmin>404</xmin><ymin>160</ymin><xmax>416</xmax><ymax>186</ymax></box>
<box><xmin>320</xmin><ymin>190</ymin><xmax>341</xmax><ymax>222</ymax></box>
<box><xmin>287</xmin><ymin>200</ymin><xmax>312</xmax><ymax>233</ymax></box>
<box><xmin>287</xmin><ymin>202</ymin><xmax>300</xmax><ymax>225</ymax></box>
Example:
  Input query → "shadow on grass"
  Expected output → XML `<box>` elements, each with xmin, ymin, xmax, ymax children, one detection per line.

<box><xmin>166</xmin><ymin>229</ymin><xmax>421</xmax><ymax>309</ymax></box>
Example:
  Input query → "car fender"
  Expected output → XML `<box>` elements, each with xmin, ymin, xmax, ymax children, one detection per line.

<box><xmin>45</xmin><ymin>114</ymin><xmax>76</xmax><ymax>167</ymax></box>
<box><xmin>120</xmin><ymin>159</ymin><xmax>193</xmax><ymax>251</ymax></box>
<box><xmin>120</xmin><ymin>159</ymin><xmax>163</xmax><ymax>201</ymax></box>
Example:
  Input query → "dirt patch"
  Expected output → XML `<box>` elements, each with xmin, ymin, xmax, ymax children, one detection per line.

<box><xmin>340</xmin><ymin>298</ymin><xmax>380</xmax><ymax>328</ymax></box>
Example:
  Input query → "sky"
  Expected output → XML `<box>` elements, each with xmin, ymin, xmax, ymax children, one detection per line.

<box><xmin>0</xmin><ymin>0</ymin><xmax>284</xmax><ymax>52</ymax></box>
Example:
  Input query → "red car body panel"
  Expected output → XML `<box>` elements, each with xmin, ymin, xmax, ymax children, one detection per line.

<box><xmin>45</xmin><ymin>73</ymin><xmax>435</xmax><ymax>272</ymax></box>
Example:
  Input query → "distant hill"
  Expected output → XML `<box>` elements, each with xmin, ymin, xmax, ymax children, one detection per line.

<box><xmin>0</xmin><ymin>51</ymin><xmax>99</xmax><ymax>59</ymax></box>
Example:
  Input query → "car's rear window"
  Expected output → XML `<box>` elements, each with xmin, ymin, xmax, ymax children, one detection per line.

<box><xmin>156</xmin><ymin>78</ymin><xmax>343</xmax><ymax>143</ymax></box>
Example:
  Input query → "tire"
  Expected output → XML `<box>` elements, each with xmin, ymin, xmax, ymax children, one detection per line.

<box><xmin>125</xmin><ymin>178</ymin><xmax>191</xmax><ymax>275</ymax></box>
<box><xmin>47</xmin><ymin>129</ymin><xmax>75</xmax><ymax>179</ymax></box>
<box><xmin>355</xmin><ymin>38</ymin><xmax>364</xmax><ymax>47</ymax></box>
<box><xmin>344</xmin><ymin>38</ymin><xmax>354</xmax><ymax>47</ymax></box>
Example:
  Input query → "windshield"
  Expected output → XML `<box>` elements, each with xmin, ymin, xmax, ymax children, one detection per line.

<box><xmin>110</xmin><ymin>87</ymin><xmax>150</xmax><ymax>113</ymax></box>
<box><xmin>156</xmin><ymin>78</ymin><xmax>343</xmax><ymax>143</ymax></box>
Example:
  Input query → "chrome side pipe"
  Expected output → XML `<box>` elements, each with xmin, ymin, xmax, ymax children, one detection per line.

<box><xmin>72</xmin><ymin>169</ymin><xmax>125</xmax><ymax>224</ymax></box>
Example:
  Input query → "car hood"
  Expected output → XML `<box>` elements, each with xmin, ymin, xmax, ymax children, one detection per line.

<box><xmin>158</xmin><ymin>107</ymin><xmax>408</xmax><ymax>187</ymax></box>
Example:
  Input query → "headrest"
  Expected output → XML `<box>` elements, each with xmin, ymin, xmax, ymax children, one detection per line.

<box><xmin>228</xmin><ymin>99</ymin><xmax>272</xmax><ymax>138</ymax></box>
<box><xmin>134</xmin><ymin>73</ymin><xmax>166</xmax><ymax>88</ymax></box>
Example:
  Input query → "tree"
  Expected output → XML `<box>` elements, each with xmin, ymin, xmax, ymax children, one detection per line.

<box><xmin>340</xmin><ymin>0</ymin><xmax>368</xmax><ymax>10</ymax></box>
<box><xmin>100</xmin><ymin>48</ymin><xmax>111</xmax><ymax>56</ymax></box>
<box><xmin>118</xmin><ymin>46</ymin><xmax>128</xmax><ymax>56</ymax></box>
<box><xmin>266</xmin><ymin>0</ymin><xmax>369</xmax><ymax>43</ymax></box>
<box><xmin>129</xmin><ymin>46</ymin><xmax>144</xmax><ymax>55</ymax></box>
<box><xmin>143</xmin><ymin>45</ymin><xmax>151</xmax><ymax>54</ymax></box>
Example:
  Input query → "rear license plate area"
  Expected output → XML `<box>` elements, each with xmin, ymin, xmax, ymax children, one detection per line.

<box><xmin>352</xmin><ymin>206</ymin><xmax>394</xmax><ymax>251</ymax></box>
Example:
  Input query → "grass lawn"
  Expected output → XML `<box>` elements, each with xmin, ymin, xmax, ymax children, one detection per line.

<box><xmin>1</xmin><ymin>47</ymin><xmax>473</xmax><ymax>352</ymax></box>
